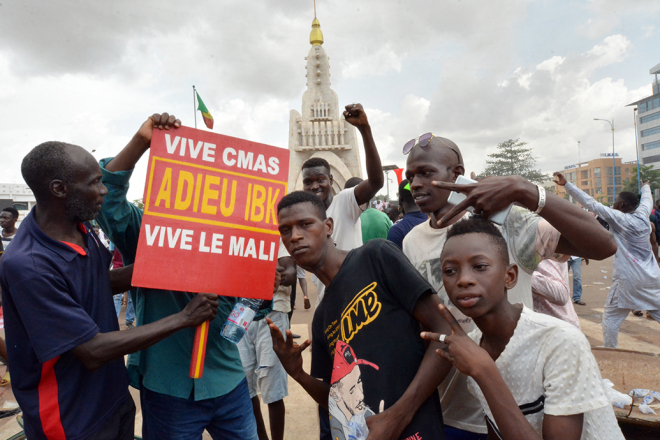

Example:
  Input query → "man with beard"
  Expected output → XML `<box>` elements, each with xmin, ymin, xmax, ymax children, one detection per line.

<box><xmin>0</xmin><ymin>141</ymin><xmax>219</xmax><ymax>440</ymax></box>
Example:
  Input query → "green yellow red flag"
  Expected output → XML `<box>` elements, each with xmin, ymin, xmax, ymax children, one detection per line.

<box><xmin>196</xmin><ymin>92</ymin><xmax>214</xmax><ymax>129</ymax></box>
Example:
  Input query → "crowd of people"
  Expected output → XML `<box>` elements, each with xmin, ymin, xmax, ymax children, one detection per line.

<box><xmin>0</xmin><ymin>103</ymin><xmax>658</xmax><ymax>440</ymax></box>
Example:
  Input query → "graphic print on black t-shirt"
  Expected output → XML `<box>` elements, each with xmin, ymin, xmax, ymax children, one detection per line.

<box><xmin>310</xmin><ymin>240</ymin><xmax>445</xmax><ymax>440</ymax></box>
<box><xmin>329</xmin><ymin>341</ymin><xmax>379</xmax><ymax>440</ymax></box>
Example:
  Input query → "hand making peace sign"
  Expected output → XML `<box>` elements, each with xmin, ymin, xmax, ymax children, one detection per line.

<box><xmin>420</xmin><ymin>304</ymin><xmax>495</xmax><ymax>378</ymax></box>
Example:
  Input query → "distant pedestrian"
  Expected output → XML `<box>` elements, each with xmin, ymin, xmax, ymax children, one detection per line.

<box><xmin>387</xmin><ymin>179</ymin><xmax>427</xmax><ymax>249</ymax></box>
<box><xmin>532</xmin><ymin>259</ymin><xmax>581</xmax><ymax>328</ymax></box>
<box><xmin>567</xmin><ymin>256</ymin><xmax>586</xmax><ymax>306</ymax></box>
<box><xmin>0</xmin><ymin>207</ymin><xmax>19</xmax><ymax>254</ymax></box>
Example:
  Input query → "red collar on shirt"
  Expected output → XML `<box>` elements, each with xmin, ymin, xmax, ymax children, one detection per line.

<box><xmin>59</xmin><ymin>223</ymin><xmax>88</xmax><ymax>256</ymax></box>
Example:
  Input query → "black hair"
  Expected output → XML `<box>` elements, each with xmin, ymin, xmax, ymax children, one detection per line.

<box><xmin>344</xmin><ymin>177</ymin><xmax>363</xmax><ymax>189</ymax></box>
<box><xmin>2</xmin><ymin>207</ymin><xmax>19</xmax><ymax>219</ymax></box>
<box><xmin>21</xmin><ymin>141</ymin><xmax>78</xmax><ymax>200</ymax></box>
<box><xmin>277</xmin><ymin>191</ymin><xmax>327</xmax><ymax>220</ymax></box>
<box><xmin>617</xmin><ymin>191</ymin><xmax>639</xmax><ymax>211</ymax></box>
<box><xmin>398</xmin><ymin>179</ymin><xmax>414</xmax><ymax>206</ymax></box>
<box><xmin>443</xmin><ymin>216</ymin><xmax>509</xmax><ymax>264</ymax></box>
<box><xmin>302</xmin><ymin>157</ymin><xmax>331</xmax><ymax>175</ymax></box>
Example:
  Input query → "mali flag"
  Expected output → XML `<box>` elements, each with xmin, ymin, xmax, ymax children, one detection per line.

<box><xmin>196</xmin><ymin>92</ymin><xmax>214</xmax><ymax>129</ymax></box>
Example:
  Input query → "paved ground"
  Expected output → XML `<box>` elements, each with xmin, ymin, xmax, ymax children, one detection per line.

<box><xmin>0</xmin><ymin>255</ymin><xmax>658</xmax><ymax>439</ymax></box>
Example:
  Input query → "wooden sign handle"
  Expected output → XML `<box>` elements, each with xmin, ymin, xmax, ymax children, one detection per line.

<box><xmin>189</xmin><ymin>320</ymin><xmax>210</xmax><ymax>378</ymax></box>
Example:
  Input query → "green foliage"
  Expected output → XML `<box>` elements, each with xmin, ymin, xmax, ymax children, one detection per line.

<box><xmin>479</xmin><ymin>139</ymin><xmax>550</xmax><ymax>184</ymax></box>
<box><xmin>622</xmin><ymin>164</ymin><xmax>660</xmax><ymax>194</ymax></box>
<box><xmin>132</xmin><ymin>198</ymin><xmax>144</xmax><ymax>210</ymax></box>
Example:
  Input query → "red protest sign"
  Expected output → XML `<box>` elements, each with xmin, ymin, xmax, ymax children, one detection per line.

<box><xmin>132</xmin><ymin>126</ymin><xmax>289</xmax><ymax>300</ymax></box>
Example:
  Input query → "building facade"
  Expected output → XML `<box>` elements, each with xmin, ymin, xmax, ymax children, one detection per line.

<box><xmin>553</xmin><ymin>155</ymin><xmax>635</xmax><ymax>204</ymax></box>
<box><xmin>628</xmin><ymin>62</ymin><xmax>660</xmax><ymax>171</ymax></box>
<box><xmin>287</xmin><ymin>15</ymin><xmax>362</xmax><ymax>193</ymax></box>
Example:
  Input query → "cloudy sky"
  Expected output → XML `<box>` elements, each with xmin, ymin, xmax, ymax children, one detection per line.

<box><xmin>1</xmin><ymin>0</ymin><xmax>659</xmax><ymax>200</ymax></box>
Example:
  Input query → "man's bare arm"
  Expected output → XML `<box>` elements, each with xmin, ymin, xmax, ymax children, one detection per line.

<box><xmin>433</xmin><ymin>175</ymin><xmax>617</xmax><ymax>260</ymax></box>
<box><xmin>108</xmin><ymin>265</ymin><xmax>134</xmax><ymax>295</ymax></box>
<box><xmin>343</xmin><ymin>104</ymin><xmax>384</xmax><ymax>206</ymax></box>
<box><xmin>70</xmin><ymin>293</ymin><xmax>218</xmax><ymax>370</ymax></box>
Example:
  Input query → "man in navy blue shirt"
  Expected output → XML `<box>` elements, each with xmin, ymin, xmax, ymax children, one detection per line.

<box><xmin>387</xmin><ymin>179</ymin><xmax>427</xmax><ymax>249</ymax></box>
<box><xmin>0</xmin><ymin>132</ymin><xmax>220</xmax><ymax>440</ymax></box>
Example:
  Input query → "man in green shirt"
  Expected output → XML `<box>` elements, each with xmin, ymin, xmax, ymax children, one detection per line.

<box><xmin>95</xmin><ymin>113</ymin><xmax>258</xmax><ymax>440</ymax></box>
<box><xmin>344</xmin><ymin>177</ymin><xmax>392</xmax><ymax>243</ymax></box>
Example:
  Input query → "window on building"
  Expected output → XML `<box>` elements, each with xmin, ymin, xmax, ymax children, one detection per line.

<box><xmin>608</xmin><ymin>197</ymin><xmax>614</xmax><ymax>203</ymax></box>
<box><xmin>581</xmin><ymin>170</ymin><xmax>589</xmax><ymax>179</ymax></box>
<box><xmin>13</xmin><ymin>202</ymin><xmax>28</xmax><ymax>211</ymax></box>
<box><xmin>594</xmin><ymin>167</ymin><xmax>601</xmax><ymax>176</ymax></box>
<box><xmin>643</xmin><ymin>153</ymin><xmax>660</xmax><ymax>164</ymax></box>
<box><xmin>640</xmin><ymin>102</ymin><xmax>648</xmax><ymax>113</ymax></box>
<box><xmin>607</xmin><ymin>187</ymin><xmax>614</xmax><ymax>195</ymax></box>
<box><xmin>641</xmin><ymin>112</ymin><xmax>660</xmax><ymax>124</ymax></box>
<box><xmin>595</xmin><ymin>187</ymin><xmax>602</xmax><ymax>194</ymax></box>
<box><xmin>595</xmin><ymin>177</ymin><xmax>602</xmax><ymax>187</ymax></box>
<box><xmin>642</xmin><ymin>140</ymin><xmax>660</xmax><ymax>151</ymax></box>
<box><xmin>606</xmin><ymin>167</ymin><xmax>621</xmax><ymax>176</ymax></box>
<box><xmin>625</xmin><ymin>168</ymin><xmax>629</xmax><ymax>173</ymax></box>
<box><xmin>606</xmin><ymin>177</ymin><xmax>622</xmax><ymax>186</ymax></box>
<box><xmin>581</xmin><ymin>180</ymin><xmax>589</xmax><ymax>187</ymax></box>
<box><xmin>642</xmin><ymin>126</ymin><xmax>660</xmax><ymax>137</ymax></box>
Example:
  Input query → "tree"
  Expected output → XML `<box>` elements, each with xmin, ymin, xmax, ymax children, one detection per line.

<box><xmin>479</xmin><ymin>139</ymin><xmax>550</xmax><ymax>184</ymax></box>
<box><xmin>132</xmin><ymin>198</ymin><xmax>144</xmax><ymax>210</ymax></box>
<box><xmin>622</xmin><ymin>164</ymin><xmax>660</xmax><ymax>194</ymax></box>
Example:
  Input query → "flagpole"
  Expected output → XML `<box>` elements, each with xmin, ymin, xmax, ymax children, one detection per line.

<box><xmin>193</xmin><ymin>85</ymin><xmax>197</xmax><ymax>129</ymax></box>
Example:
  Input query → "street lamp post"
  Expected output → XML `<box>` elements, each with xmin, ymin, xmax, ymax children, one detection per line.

<box><xmin>594</xmin><ymin>118</ymin><xmax>615</xmax><ymax>203</ymax></box>
<box><xmin>382</xmin><ymin>164</ymin><xmax>400</xmax><ymax>204</ymax></box>
<box><xmin>633</xmin><ymin>108</ymin><xmax>642</xmax><ymax>195</ymax></box>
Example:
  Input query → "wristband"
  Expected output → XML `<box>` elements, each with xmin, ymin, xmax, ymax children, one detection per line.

<box><xmin>534</xmin><ymin>185</ymin><xmax>546</xmax><ymax>215</ymax></box>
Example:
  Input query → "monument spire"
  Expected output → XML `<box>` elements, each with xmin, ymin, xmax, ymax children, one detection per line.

<box><xmin>310</xmin><ymin>1</ymin><xmax>323</xmax><ymax>46</ymax></box>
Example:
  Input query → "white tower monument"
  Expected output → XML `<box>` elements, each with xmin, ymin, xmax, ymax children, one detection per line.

<box><xmin>287</xmin><ymin>13</ymin><xmax>362</xmax><ymax>193</ymax></box>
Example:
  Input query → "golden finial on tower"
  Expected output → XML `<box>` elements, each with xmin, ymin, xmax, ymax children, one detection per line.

<box><xmin>310</xmin><ymin>0</ymin><xmax>323</xmax><ymax>46</ymax></box>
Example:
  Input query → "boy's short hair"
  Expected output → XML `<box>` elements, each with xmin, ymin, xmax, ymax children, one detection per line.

<box><xmin>443</xmin><ymin>216</ymin><xmax>509</xmax><ymax>264</ymax></box>
<box><xmin>344</xmin><ymin>177</ymin><xmax>363</xmax><ymax>189</ymax></box>
<box><xmin>277</xmin><ymin>191</ymin><xmax>327</xmax><ymax>220</ymax></box>
<box><xmin>2</xmin><ymin>207</ymin><xmax>19</xmax><ymax>219</ymax></box>
<box><xmin>617</xmin><ymin>191</ymin><xmax>639</xmax><ymax>210</ymax></box>
<box><xmin>302</xmin><ymin>157</ymin><xmax>331</xmax><ymax>175</ymax></box>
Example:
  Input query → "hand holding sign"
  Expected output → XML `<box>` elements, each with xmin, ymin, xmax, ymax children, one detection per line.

<box><xmin>181</xmin><ymin>293</ymin><xmax>219</xmax><ymax>326</ymax></box>
<box><xmin>420</xmin><ymin>304</ymin><xmax>495</xmax><ymax>378</ymax></box>
<box><xmin>133</xmin><ymin>124</ymin><xmax>289</xmax><ymax>378</ymax></box>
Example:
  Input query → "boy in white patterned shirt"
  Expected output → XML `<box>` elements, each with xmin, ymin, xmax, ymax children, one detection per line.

<box><xmin>422</xmin><ymin>216</ymin><xmax>624</xmax><ymax>440</ymax></box>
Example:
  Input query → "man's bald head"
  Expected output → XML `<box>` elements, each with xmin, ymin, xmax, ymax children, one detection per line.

<box><xmin>21</xmin><ymin>142</ymin><xmax>95</xmax><ymax>202</ymax></box>
<box><xmin>407</xmin><ymin>136</ymin><xmax>463</xmax><ymax>170</ymax></box>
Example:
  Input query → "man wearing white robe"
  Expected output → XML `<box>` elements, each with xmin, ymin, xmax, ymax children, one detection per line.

<box><xmin>556</xmin><ymin>173</ymin><xmax>660</xmax><ymax>347</ymax></box>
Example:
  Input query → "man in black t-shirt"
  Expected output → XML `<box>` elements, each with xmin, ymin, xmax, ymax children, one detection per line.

<box><xmin>267</xmin><ymin>191</ymin><xmax>451</xmax><ymax>440</ymax></box>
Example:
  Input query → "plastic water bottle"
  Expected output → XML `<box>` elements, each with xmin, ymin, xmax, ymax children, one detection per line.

<box><xmin>221</xmin><ymin>298</ymin><xmax>263</xmax><ymax>343</ymax></box>
<box><xmin>346</xmin><ymin>412</ymin><xmax>369</xmax><ymax>440</ymax></box>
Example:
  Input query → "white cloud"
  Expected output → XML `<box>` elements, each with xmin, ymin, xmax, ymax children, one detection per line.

<box><xmin>536</xmin><ymin>56</ymin><xmax>566</xmax><ymax>73</ymax></box>
<box><xmin>341</xmin><ymin>46</ymin><xmax>402</xmax><ymax>79</ymax></box>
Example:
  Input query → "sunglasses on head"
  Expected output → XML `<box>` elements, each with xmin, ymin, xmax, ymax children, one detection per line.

<box><xmin>402</xmin><ymin>132</ymin><xmax>461</xmax><ymax>164</ymax></box>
